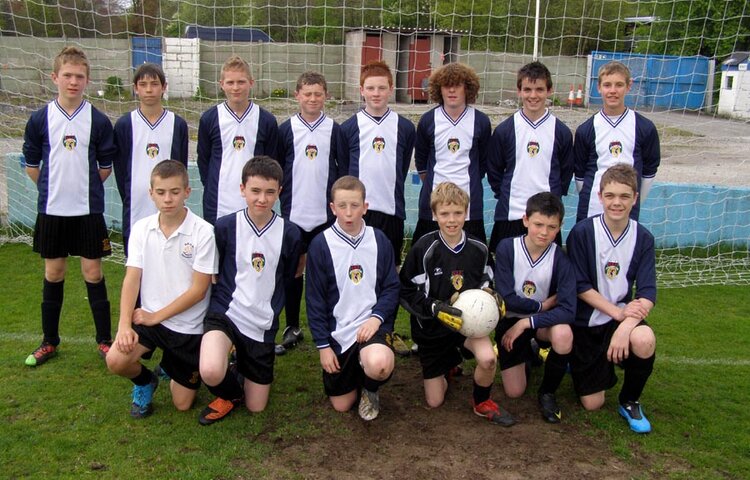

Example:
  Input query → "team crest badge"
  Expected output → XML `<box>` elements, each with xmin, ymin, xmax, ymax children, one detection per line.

<box><xmin>349</xmin><ymin>264</ymin><xmax>363</xmax><ymax>285</ymax></box>
<box><xmin>233</xmin><ymin>136</ymin><xmax>246</xmax><ymax>151</ymax></box>
<box><xmin>63</xmin><ymin>135</ymin><xmax>77</xmax><ymax>150</ymax></box>
<box><xmin>181</xmin><ymin>242</ymin><xmax>195</xmax><ymax>259</ymax></box>
<box><xmin>102</xmin><ymin>238</ymin><xmax>111</xmax><ymax>252</ymax></box>
<box><xmin>527</xmin><ymin>141</ymin><xmax>540</xmax><ymax>157</ymax></box>
<box><xmin>305</xmin><ymin>144</ymin><xmax>318</xmax><ymax>160</ymax></box>
<box><xmin>372</xmin><ymin>136</ymin><xmax>386</xmax><ymax>153</ymax></box>
<box><xmin>251</xmin><ymin>252</ymin><xmax>266</xmax><ymax>273</ymax></box>
<box><xmin>609</xmin><ymin>141</ymin><xmax>622</xmax><ymax>157</ymax></box>
<box><xmin>522</xmin><ymin>280</ymin><xmax>537</xmax><ymax>297</ymax></box>
<box><xmin>450</xmin><ymin>270</ymin><xmax>464</xmax><ymax>290</ymax></box>
<box><xmin>605</xmin><ymin>261</ymin><xmax>620</xmax><ymax>279</ymax></box>
<box><xmin>146</xmin><ymin>143</ymin><xmax>160</xmax><ymax>158</ymax></box>
<box><xmin>189</xmin><ymin>371</ymin><xmax>200</xmax><ymax>385</ymax></box>
<box><xmin>447</xmin><ymin>137</ymin><xmax>460</xmax><ymax>153</ymax></box>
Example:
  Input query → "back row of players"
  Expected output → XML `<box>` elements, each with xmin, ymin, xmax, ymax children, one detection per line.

<box><xmin>22</xmin><ymin>47</ymin><xmax>658</xmax><ymax>433</ymax></box>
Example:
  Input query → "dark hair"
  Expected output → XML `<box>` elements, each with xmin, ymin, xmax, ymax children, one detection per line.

<box><xmin>331</xmin><ymin>175</ymin><xmax>366</xmax><ymax>201</ymax></box>
<box><xmin>296</xmin><ymin>71</ymin><xmax>327</xmax><ymax>92</ymax></box>
<box><xmin>428</xmin><ymin>63</ymin><xmax>480</xmax><ymax>104</ymax></box>
<box><xmin>151</xmin><ymin>159</ymin><xmax>189</xmax><ymax>188</ymax></box>
<box><xmin>526</xmin><ymin>192</ymin><xmax>564</xmax><ymax>222</ymax></box>
<box><xmin>133</xmin><ymin>63</ymin><xmax>166</xmax><ymax>87</ymax></box>
<box><xmin>241</xmin><ymin>155</ymin><xmax>283</xmax><ymax>185</ymax></box>
<box><xmin>600</xmin><ymin>163</ymin><xmax>638</xmax><ymax>193</ymax></box>
<box><xmin>517</xmin><ymin>61</ymin><xmax>553</xmax><ymax>90</ymax></box>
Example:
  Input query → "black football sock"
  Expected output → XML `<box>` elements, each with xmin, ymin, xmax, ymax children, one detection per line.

<box><xmin>472</xmin><ymin>382</ymin><xmax>492</xmax><ymax>405</ymax></box>
<box><xmin>363</xmin><ymin>371</ymin><xmax>392</xmax><ymax>393</ymax></box>
<box><xmin>86</xmin><ymin>278</ymin><xmax>112</xmax><ymax>344</ymax></box>
<box><xmin>207</xmin><ymin>369</ymin><xmax>244</xmax><ymax>401</ymax></box>
<box><xmin>619</xmin><ymin>353</ymin><xmax>655</xmax><ymax>405</ymax></box>
<box><xmin>538</xmin><ymin>350</ymin><xmax>570</xmax><ymax>395</ymax></box>
<box><xmin>131</xmin><ymin>365</ymin><xmax>155</xmax><ymax>386</ymax></box>
<box><xmin>284</xmin><ymin>276</ymin><xmax>303</xmax><ymax>329</ymax></box>
<box><xmin>41</xmin><ymin>279</ymin><xmax>64</xmax><ymax>346</ymax></box>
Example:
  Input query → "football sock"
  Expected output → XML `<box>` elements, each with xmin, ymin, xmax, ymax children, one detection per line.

<box><xmin>207</xmin><ymin>369</ymin><xmax>244</xmax><ymax>401</ymax></box>
<box><xmin>86</xmin><ymin>278</ymin><xmax>111</xmax><ymax>344</ymax></box>
<box><xmin>284</xmin><ymin>276</ymin><xmax>303</xmax><ymax>329</ymax></box>
<box><xmin>131</xmin><ymin>365</ymin><xmax>155</xmax><ymax>386</ymax></box>
<box><xmin>363</xmin><ymin>372</ymin><xmax>392</xmax><ymax>393</ymax></box>
<box><xmin>539</xmin><ymin>350</ymin><xmax>570</xmax><ymax>395</ymax></box>
<box><xmin>41</xmin><ymin>279</ymin><xmax>64</xmax><ymax>346</ymax></box>
<box><xmin>619</xmin><ymin>353</ymin><xmax>655</xmax><ymax>404</ymax></box>
<box><xmin>472</xmin><ymin>382</ymin><xmax>492</xmax><ymax>404</ymax></box>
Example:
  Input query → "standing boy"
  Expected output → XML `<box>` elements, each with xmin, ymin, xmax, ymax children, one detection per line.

<box><xmin>487</xmin><ymin>62</ymin><xmax>573</xmax><ymax>254</ymax></box>
<box><xmin>338</xmin><ymin>60</ymin><xmax>416</xmax><ymax>263</ymax></box>
<box><xmin>275</xmin><ymin>71</ymin><xmax>340</xmax><ymax>355</ymax></box>
<box><xmin>113</xmin><ymin>63</ymin><xmax>189</xmax><ymax>254</ymax></box>
<box><xmin>306</xmin><ymin>176</ymin><xmax>400</xmax><ymax>421</ymax></box>
<box><xmin>400</xmin><ymin>182</ymin><xmax>514</xmax><ymax>426</ymax></box>
<box><xmin>574</xmin><ymin>61</ymin><xmax>660</xmax><ymax>222</ymax></box>
<box><xmin>566</xmin><ymin>164</ymin><xmax>657</xmax><ymax>433</ymax></box>
<box><xmin>413</xmin><ymin>63</ymin><xmax>491</xmax><ymax>245</ymax></box>
<box><xmin>198</xmin><ymin>156</ymin><xmax>302</xmax><ymax>425</ymax></box>
<box><xmin>197</xmin><ymin>55</ymin><xmax>279</xmax><ymax>224</ymax></box>
<box><xmin>22</xmin><ymin>46</ymin><xmax>115</xmax><ymax>365</ymax></box>
<box><xmin>494</xmin><ymin>192</ymin><xmax>576</xmax><ymax>424</ymax></box>
<box><xmin>107</xmin><ymin>160</ymin><xmax>217</xmax><ymax>418</ymax></box>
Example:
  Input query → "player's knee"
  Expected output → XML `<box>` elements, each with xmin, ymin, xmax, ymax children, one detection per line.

<box><xmin>425</xmin><ymin>394</ymin><xmax>445</xmax><ymax>409</ymax></box>
<box><xmin>199</xmin><ymin>364</ymin><xmax>225</xmax><ymax>386</ymax></box>
<box><xmin>630</xmin><ymin>326</ymin><xmax>656</xmax><ymax>356</ymax></box>
<box><xmin>580</xmin><ymin>395</ymin><xmax>605</xmax><ymax>411</ymax></box>
<box><xmin>364</xmin><ymin>357</ymin><xmax>394</xmax><ymax>381</ymax></box>
<box><xmin>504</xmin><ymin>383</ymin><xmax>526</xmax><ymax>399</ymax></box>
<box><xmin>172</xmin><ymin>396</ymin><xmax>194</xmax><ymax>411</ymax></box>
<box><xmin>475</xmin><ymin>352</ymin><xmax>497</xmax><ymax>372</ymax></box>
<box><xmin>551</xmin><ymin>326</ymin><xmax>573</xmax><ymax>354</ymax></box>
<box><xmin>105</xmin><ymin>351</ymin><xmax>127</xmax><ymax>375</ymax></box>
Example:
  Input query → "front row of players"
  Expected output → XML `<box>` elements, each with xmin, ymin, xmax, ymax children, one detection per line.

<box><xmin>106</xmin><ymin>155</ymin><xmax>656</xmax><ymax>434</ymax></box>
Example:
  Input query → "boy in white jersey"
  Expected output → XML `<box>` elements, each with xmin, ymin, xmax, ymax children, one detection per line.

<box><xmin>113</xmin><ymin>63</ymin><xmax>189</xmax><ymax>254</ymax></box>
<box><xmin>199</xmin><ymin>156</ymin><xmax>302</xmax><ymax>425</ymax></box>
<box><xmin>275</xmin><ymin>71</ymin><xmax>340</xmax><ymax>355</ymax></box>
<box><xmin>412</xmin><ymin>63</ymin><xmax>491</xmax><ymax>245</ymax></box>
<box><xmin>23</xmin><ymin>46</ymin><xmax>116</xmax><ymax>366</ymax></box>
<box><xmin>487</xmin><ymin>62</ymin><xmax>573</xmax><ymax>254</ymax></box>
<box><xmin>306</xmin><ymin>176</ymin><xmax>400</xmax><ymax>421</ymax></box>
<box><xmin>574</xmin><ymin>61</ymin><xmax>660</xmax><ymax>222</ymax></box>
<box><xmin>566</xmin><ymin>164</ymin><xmax>657</xmax><ymax>433</ymax></box>
<box><xmin>107</xmin><ymin>160</ymin><xmax>217</xmax><ymax>418</ymax></box>
<box><xmin>494</xmin><ymin>192</ymin><xmax>575</xmax><ymax>424</ymax></box>
<box><xmin>197</xmin><ymin>56</ymin><xmax>279</xmax><ymax>224</ymax></box>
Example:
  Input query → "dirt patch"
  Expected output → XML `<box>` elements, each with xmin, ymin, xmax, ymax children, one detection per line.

<box><xmin>242</xmin><ymin>358</ymin><xmax>649</xmax><ymax>479</ymax></box>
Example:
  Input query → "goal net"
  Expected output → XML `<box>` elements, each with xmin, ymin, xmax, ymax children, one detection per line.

<box><xmin>1</xmin><ymin>0</ymin><xmax>748</xmax><ymax>286</ymax></box>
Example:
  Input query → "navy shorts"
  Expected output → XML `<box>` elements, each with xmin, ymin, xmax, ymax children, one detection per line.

<box><xmin>33</xmin><ymin>213</ymin><xmax>111</xmax><ymax>259</ymax></box>
<box><xmin>364</xmin><ymin>210</ymin><xmax>404</xmax><ymax>265</ymax></box>
<box><xmin>204</xmin><ymin>313</ymin><xmax>275</xmax><ymax>385</ymax></box>
<box><xmin>495</xmin><ymin>317</ymin><xmax>535</xmax><ymax>370</ymax></box>
<box><xmin>322</xmin><ymin>330</ymin><xmax>393</xmax><ymax>397</ymax></box>
<box><xmin>134</xmin><ymin>323</ymin><xmax>202</xmax><ymax>390</ymax></box>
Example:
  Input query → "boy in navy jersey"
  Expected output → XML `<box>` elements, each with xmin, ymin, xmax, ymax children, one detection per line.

<box><xmin>198</xmin><ymin>156</ymin><xmax>302</xmax><ymax>425</ymax></box>
<box><xmin>306</xmin><ymin>176</ymin><xmax>400</xmax><ymax>421</ymax></box>
<box><xmin>566</xmin><ymin>164</ymin><xmax>657</xmax><ymax>433</ymax></box>
<box><xmin>487</xmin><ymin>62</ymin><xmax>573</xmax><ymax>254</ymax></box>
<box><xmin>197</xmin><ymin>56</ymin><xmax>279</xmax><ymax>224</ymax></box>
<box><xmin>413</xmin><ymin>63</ymin><xmax>491</xmax><ymax>245</ymax></box>
<box><xmin>494</xmin><ymin>192</ymin><xmax>575</xmax><ymax>424</ymax></box>
<box><xmin>574</xmin><ymin>61</ymin><xmax>660</xmax><ymax>222</ymax></box>
<box><xmin>338</xmin><ymin>60</ymin><xmax>416</xmax><ymax>264</ymax></box>
<box><xmin>275</xmin><ymin>71</ymin><xmax>340</xmax><ymax>355</ymax></box>
<box><xmin>23</xmin><ymin>46</ymin><xmax>116</xmax><ymax>365</ymax></box>
<box><xmin>113</xmin><ymin>63</ymin><xmax>189</xmax><ymax>254</ymax></box>
<box><xmin>400</xmin><ymin>182</ymin><xmax>515</xmax><ymax>426</ymax></box>
<box><xmin>107</xmin><ymin>160</ymin><xmax>218</xmax><ymax>419</ymax></box>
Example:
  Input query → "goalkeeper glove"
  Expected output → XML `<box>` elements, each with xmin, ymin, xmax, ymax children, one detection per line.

<box><xmin>431</xmin><ymin>300</ymin><xmax>463</xmax><ymax>331</ymax></box>
<box><xmin>482</xmin><ymin>287</ymin><xmax>506</xmax><ymax>319</ymax></box>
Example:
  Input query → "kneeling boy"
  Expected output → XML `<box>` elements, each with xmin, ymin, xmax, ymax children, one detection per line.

<box><xmin>107</xmin><ymin>160</ymin><xmax>218</xmax><ymax>418</ymax></box>
<box><xmin>306</xmin><ymin>176</ymin><xmax>400</xmax><ymax>421</ymax></box>
<box><xmin>494</xmin><ymin>192</ymin><xmax>575</xmax><ymax>423</ymax></box>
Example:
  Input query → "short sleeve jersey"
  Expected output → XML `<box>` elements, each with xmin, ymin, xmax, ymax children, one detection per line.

<box><xmin>23</xmin><ymin>99</ymin><xmax>116</xmax><ymax>216</ymax></box>
<box><xmin>126</xmin><ymin>208</ymin><xmax>218</xmax><ymax>335</ymax></box>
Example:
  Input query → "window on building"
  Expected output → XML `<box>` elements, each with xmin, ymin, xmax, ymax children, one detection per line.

<box><xmin>725</xmin><ymin>75</ymin><xmax>734</xmax><ymax>90</ymax></box>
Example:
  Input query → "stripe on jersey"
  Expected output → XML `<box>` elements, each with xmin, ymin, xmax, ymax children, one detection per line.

<box><xmin>216</xmin><ymin>102</ymin><xmax>260</xmax><ymax>218</ymax></box>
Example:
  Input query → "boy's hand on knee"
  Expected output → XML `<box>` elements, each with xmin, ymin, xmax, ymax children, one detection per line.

<box><xmin>501</xmin><ymin>319</ymin><xmax>529</xmax><ymax>352</ymax></box>
<box><xmin>356</xmin><ymin>316</ymin><xmax>381</xmax><ymax>343</ymax></box>
<box><xmin>114</xmin><ymin>327</ymin><xmax>138</xmax><ymax>354</ymax></box>
<box><xmin>608</xmin><ymin>321</ymin><xmax>634</xmax><ymax>363</ymax></box>
<box><xmin>319</xmin><ymin>347</ymin><xmax>341</xmax><ymax>374</ymax></box>
<box><xmin>432</xmin><ymin>301</ymin><xmax>463</xmax><ymax>331</ymax></box>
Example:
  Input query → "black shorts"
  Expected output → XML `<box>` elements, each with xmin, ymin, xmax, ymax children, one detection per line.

<box><xmin>33</xmin><ymin>213</ymin><xmax>112</xmax><ymax>259</ymax></box>
<box><xmin>489</xmin><ymin>220</ymin><xmax>527</xmax><ymax>256</ymax></box>
<box><xmin>133</xmin><ymin>323</ymin><xmax>202</xmax><ymax>390</ymax></box>
<box><xmin>570</xmin><ymin>320</ymin><xmax>650</xmax><ymax>397</ymax></box>
<box><xmin>417</xmin><ymin>331</ymin><xmax>468</xmax><ymax>380</ymax></box>
<box><xmin>322</xmin><ymin>330</ymin><xmax>393</xmax><ymax>397</ymax></box>
<box><xmin>495</xmin><ymin>317</ymin><xmax>535</xmax><ymax>370</ymax></box>
<box><xmin>412</xmin><ymin>219</ymin><xmax>487</xmax><ymax>245</ymax></box>
<box><xmin>364</xmin><ymin>210</ymin><xmax>404</xmax><ymax>265</ymax></box>
<box><xmin>204</xmin><ymin>313</ymin><xmax>275</xmax><ymax>385</ymax></box>
<box><xmin>300</xmin><ymin>222</ymin><xmax>332</xmax><ymax>253</ymax></box>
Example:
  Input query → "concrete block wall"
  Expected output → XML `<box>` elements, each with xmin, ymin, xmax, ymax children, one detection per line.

<box><xmin>162</xmin><ymin>38</ymin><xmax>200</xmax><ymax>99</ymax></box>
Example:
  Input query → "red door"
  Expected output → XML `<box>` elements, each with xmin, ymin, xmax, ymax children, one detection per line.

<box><xmin>408</xmin><ymin>36</ymin><xmax>431</xmax><ymax>102</ymax></box>
<box><xmin>362</xmin><ymin>34</ymin><xmax>382</xmax><ymax>66</ymax></box>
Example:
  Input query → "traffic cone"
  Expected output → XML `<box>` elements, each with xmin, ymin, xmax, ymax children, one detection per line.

<box><xmin>567</xmin><ymin>85</ymin><xmax>575</xmax><ymax>106</ymax></box>
<box><xmin>575</xmin><ymin>84</ymin><xmax>584</xmax><ymax>106</ymax></box>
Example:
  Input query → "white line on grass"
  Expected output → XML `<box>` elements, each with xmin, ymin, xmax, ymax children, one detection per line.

<box><xmin>2</xmin><ymin>333</ymin><xmax>749</xmax><ymax>366</ymax></box>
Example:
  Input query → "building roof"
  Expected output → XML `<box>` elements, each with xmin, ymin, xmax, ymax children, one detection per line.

<box><xmin>722</xmin><ymin>52</ymin><xmax>749</xmax><ymax>67</ymax></box>
<box><xmin>346</xmin><ymin>26</ymin><xmax>467</xmax><ymax>36</ymax></box>
<box><xmin>184</xmin><ymin>26</ymin><xmax>273</xmax><ymax>42</ymax></box>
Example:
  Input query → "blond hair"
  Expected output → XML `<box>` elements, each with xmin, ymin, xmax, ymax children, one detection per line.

<box><xmin>221</xmin><ymin>55</ymin><xmax>253</xmax><ymax>81</ymax></box>
<box><xmin>430</xmin><ymin>182</ymin><xmax>469</xmax><ymax>213</ymax></box>
<box><xmin>53</xmin><ymin>46</ymin><xmax>89</xmax><ymax>77</ymax></box>
<box><xmin>597</xmin><ymin>61</ymin><xmax>631</xmax><ymax>86</ymax></box>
